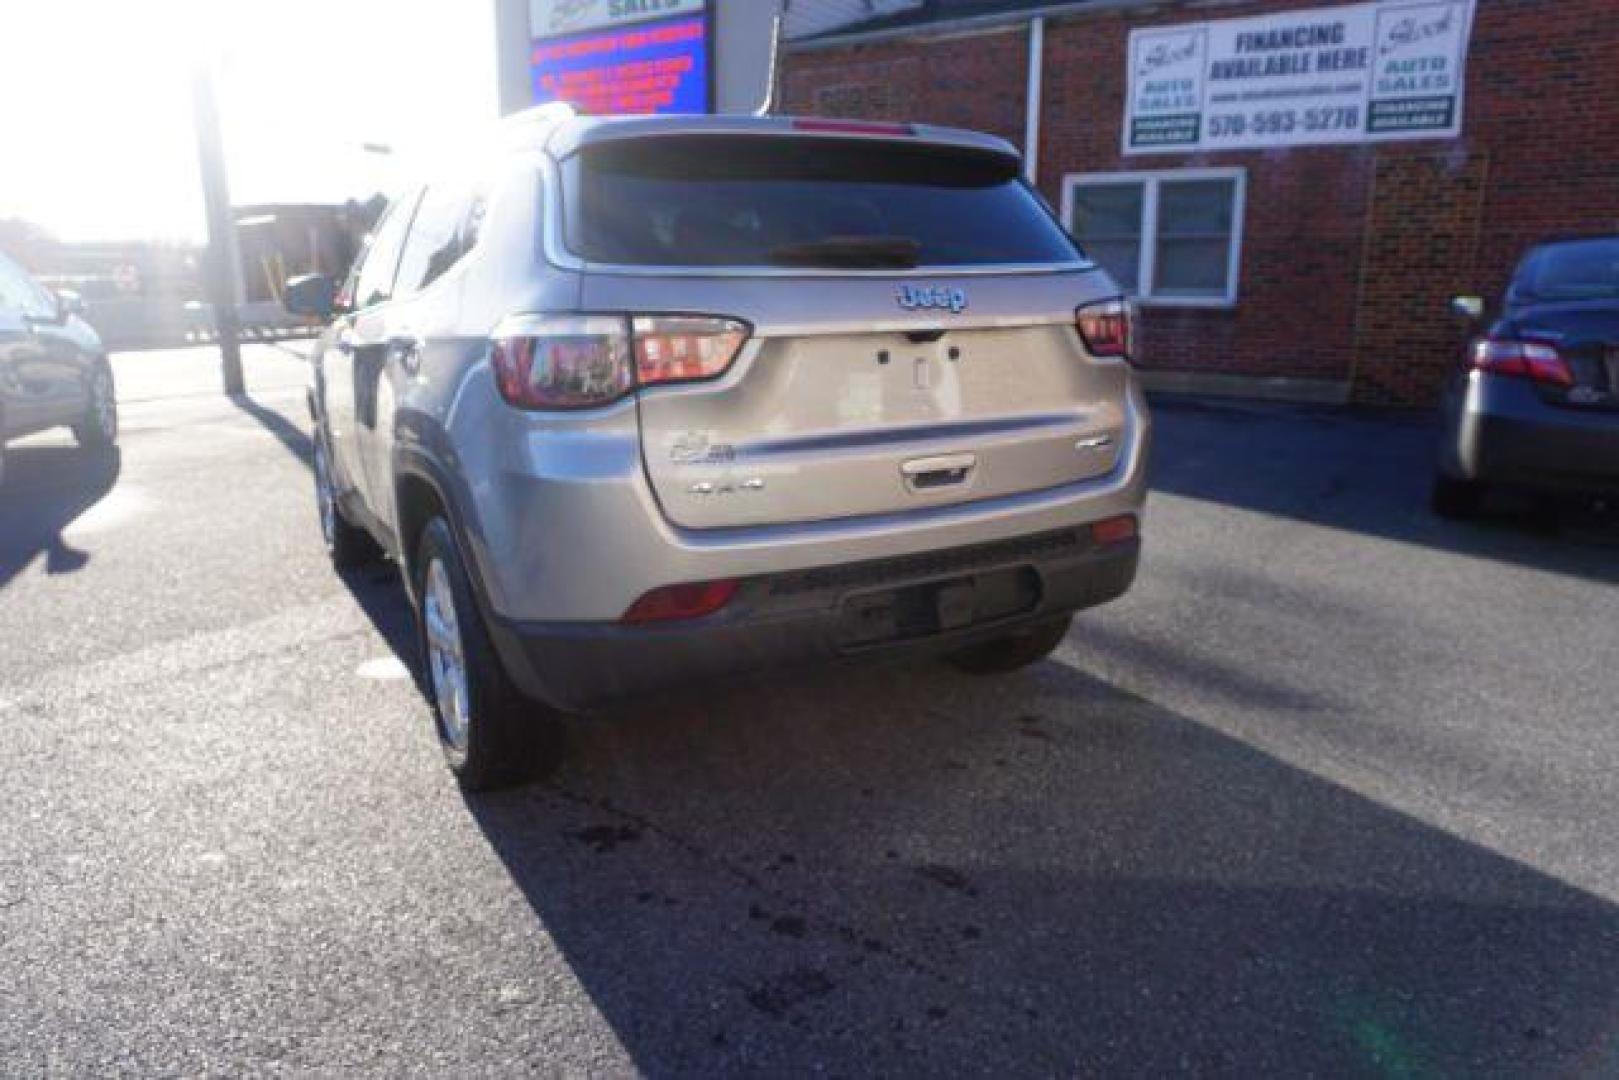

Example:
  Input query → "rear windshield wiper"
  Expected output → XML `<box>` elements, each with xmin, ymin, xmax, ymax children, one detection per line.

<box><xmin>768</xmin><ymin>235</ymin><xmax>922</xmax><ymax>269</ymax></box>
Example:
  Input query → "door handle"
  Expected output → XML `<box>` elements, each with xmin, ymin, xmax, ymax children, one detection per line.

<box><xmin>902</xmin><ymin>452</ymin><xmax>977</xmax><ymax>492</ymax></box>
<box><xmin>386</xmin><ymin>333</ymin><xmax>424</xmax><ymax>373</ymax></box>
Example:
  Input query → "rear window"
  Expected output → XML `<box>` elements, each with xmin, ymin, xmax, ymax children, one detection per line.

<box><xmin>562</xmin><ymin>136</ymin><xmax>1083</xmax><ymax>269</ymax></box>
<box><xmin>1511</xmin><ymin>238</ymin><xmax>1619</xmax><ymax>303</ymax></box>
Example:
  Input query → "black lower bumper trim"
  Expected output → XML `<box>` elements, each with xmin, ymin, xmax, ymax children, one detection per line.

<box><xmin>486</xmin><ymin>535</ymin><xmax>1140</xmax><ymax>712</ymax></box>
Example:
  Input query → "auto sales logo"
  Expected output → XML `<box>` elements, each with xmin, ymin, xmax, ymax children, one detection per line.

<box><xmin>1378</xmin><ymin>3</ymin><xmax>1458</xmax><ymax>57</ymax></box>
<box><xmin>897</xmin><ymin>285</ymin><xmax>968</xmax><ymax>314</ymax></box>
<box><xmin>1138</xmin><ymin>32</ymin><xmax>1201</xmax><ymax>78</ymax></box>
<box><xmin>531</xmin><ymin>0</ymin><xmax>705</xmax><ymax>38</ymax></box>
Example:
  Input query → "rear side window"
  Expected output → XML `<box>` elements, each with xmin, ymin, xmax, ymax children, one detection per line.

<box><xmin>348</xmin><ymin>190</ymin><xmax>421</xmax><ymax>310</ymax></box>
<box><xmin>395</xmin><ymin>182</ymin><xmax>486</xmax><ymax>297</ymax></box>
<box><xmin>1510</xmin><ymin>238</ymin><xmax>1619</xmax><ymax>303</ymax></box>
<box><xmin>563</xmin><ymin>136</ymin><xmax>1082</xmax><ymax>269</ymax></box>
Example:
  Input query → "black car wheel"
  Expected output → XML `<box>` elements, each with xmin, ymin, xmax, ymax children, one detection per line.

<box><xmin>73</xmin><ymin>361</ymin><xmax>118</xmax><ymax>450</ymax></box>
<box><xmin>414</xmin><ymin>516</ymin><xmax>560</xmax><ymax>791</ymax></box>
<box><xmin>313</xmin><ymin>430</ymin><xmax>380</xmax><ymax>569</ymax></box>
<box><xmin>945</xmin><ymin>615</ymin><xmax>1073</xmax><ymax>675</ymax></box>
<box><xmin>1431</xmin><ymin>474</ymin><xmax>1485</xmax><ymax>520</ymax></box>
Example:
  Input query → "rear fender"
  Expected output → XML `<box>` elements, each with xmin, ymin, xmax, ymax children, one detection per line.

<box><xmin>392</xmin><ymin>419</ymin><xmax>495</xmax><ymax>619</ymax></box>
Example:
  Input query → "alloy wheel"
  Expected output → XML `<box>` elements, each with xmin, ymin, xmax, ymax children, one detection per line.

<box><xmin>92</xmin><ymin>369</ymin><xmax>117</xmax><ymax>442</ymax></box>
<box><xmin>423</xmin><ymin>557</ymin><xmax>471</xmax><ymax>753</ymax></box>
<box><xmin>313</xmin><ymin>441</ymin><xmax>337</xmax><ymax>547</ymax></box>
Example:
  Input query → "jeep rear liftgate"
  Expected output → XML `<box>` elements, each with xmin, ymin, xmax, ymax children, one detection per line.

<box><xmin>564</xmin><ymin>132</ymin><xmax>1133</xmax><ymax>529</ymax></box>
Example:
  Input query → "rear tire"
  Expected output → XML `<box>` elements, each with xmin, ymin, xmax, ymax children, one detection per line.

<box><xmin>945</xmin><ymin>615</ymin><xmax>1073</xmax><ymax>675</ymax></box>
<box><xmin>313</xmin><ymin>430</ymin><xmax>380</xmax><ymax>569</ymax></box>
<box><xmin>414</xmin><ymin>516</ymin><xmax>560</xmax><ymax>791</ymax></box>
<box><xmin>72</xmin><ymin>360</ymin><xmax>118</xmax><ymax>450</ymax></box>
<box><xmin>1431</xmin><ymin>474</ymin><xmax>1484</xmax><ymax>520</ymax></box>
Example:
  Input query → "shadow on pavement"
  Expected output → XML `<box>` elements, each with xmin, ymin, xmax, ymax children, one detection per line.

<box><xmin>226</xmin><ymin>389</ymin><xmax>421</xmax><ymax>674</ymax></box>
<box><xmin>464</xmin><ymin>659</ymin><xmax>1619</xmax><ymax>1075</ymax></box>
<box><xmin>1150</xmin><ymin>397</ymin><xmax>1619</xmax><ymax>585</ymax></box>
<box><xmin>230</xmin><ymin>391</ymin><xmax>313</xmax><ymax>469</ymax></box>
<box><xmin>337</xmin><ymin>561</ymin><xmax>422</xmax><ymax>684</ymax></box>
<box><xmin>0</xmin><ymin>445</ymin><xmax>120</xmax><ymax>592</ymax></box>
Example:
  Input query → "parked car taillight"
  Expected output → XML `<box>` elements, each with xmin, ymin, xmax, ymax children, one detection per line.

<box><xmin>1076</xmin><ymin>299</ymin><xmax>1134</xmax><ymax>360</ymax></box>
<box><xmin>491</xmin><ymin>316</ymin><xmax>634</xmax><ymax>410</ymax></box>
<box><xmin>632</xmin><ymin>316</ymin><xmax>750</xmax><ymax>387</ymax></box>
<box><xmin>1470</xmin><ymin>337</ymin><xmax>1575</xmax><ymax>388</ymax></box>
<box><xmin>491</xmin><ymin>315</ymin><xmax>750</xmax><ymax>410</ymax></box>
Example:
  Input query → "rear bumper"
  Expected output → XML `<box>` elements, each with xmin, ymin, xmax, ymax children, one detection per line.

<box><xmin>449</xmin><ymin>373</ymin><xmax>1151</xmax><ymax>624</ymax></box>
<box><xmin>1449</xmin><ymin>374</ymin><xmax>1619</xmax><ymax>496</ymax></box>
<box><xmin>487</xmin><ymin>529</ymin><xmax>1138</xmax><ymax>711</ymax></box>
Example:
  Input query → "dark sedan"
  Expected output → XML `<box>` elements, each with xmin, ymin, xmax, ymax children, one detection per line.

<box><xmin>0</xmin><ymin>251</ymin><xmax>117</xmax><ymax>488</ymax></box>
<box><xmin>1434</xmin><ymin>235</ymin><xmax>1619</xmax><ymax>517</ymax></box>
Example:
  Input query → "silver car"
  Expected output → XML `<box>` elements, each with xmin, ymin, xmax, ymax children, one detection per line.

<box><xmin>287</xmin><ymin>109</ymin><xmax>1151</xmax><ymax>789</ymax></box>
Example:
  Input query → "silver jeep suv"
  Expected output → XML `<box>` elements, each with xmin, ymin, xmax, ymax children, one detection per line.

<box><xmin>289</xmin><ymin>109</ymin><xmax>1151</xmax><ymax>789</ymax></box>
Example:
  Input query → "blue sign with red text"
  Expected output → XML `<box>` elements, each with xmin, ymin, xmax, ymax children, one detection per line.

<box><xmin>531</xmin><ymin>14</ymin><xmax>711</xmax><ymax>115</ymax></box>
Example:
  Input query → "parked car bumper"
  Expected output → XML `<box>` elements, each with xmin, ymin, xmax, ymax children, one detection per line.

<box><xmin>486</xmin><ymin>530</ymin><xmax>1139</xmax><ymax>711</ymax></box>
<box><xmin>1450</xmin><ymin>373</ymin><xmax>1619</xmax><ymax>496</ymax></box>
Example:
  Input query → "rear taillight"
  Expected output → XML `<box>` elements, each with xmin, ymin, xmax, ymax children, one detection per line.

<box><xmin>1076</xmin><ymin>299</ymin><xmax>1134</xmax><ymax>360</ymax></box>
<box><xmin>1470</xmin><ymin>338</ymin><xmax>1574</xmax><ymax>388</ymax></box>
<box><xmin>622</xmin><ymin>580</ymin><xmax>739</xmax><ymax>625</ymax></box>
<box><xmin>632</xmin><ymin>316</ymin><xmax>750</xmax><ymax>386</ymax></box>
<box><xmin>491</xmin><ymin>315</ymin><xmax>749</xmax><ymax>410</ymax></box>
<box><xmin>491</xmin><ymin>316</ymin><xmax>633</xmax><ymax>410</ymax></box>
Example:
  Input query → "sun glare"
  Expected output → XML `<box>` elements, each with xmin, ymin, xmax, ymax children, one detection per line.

<box><xmin>0</xmin><ymin>0</ymin><xmax>495</xmax><ymax>243</ymax></box>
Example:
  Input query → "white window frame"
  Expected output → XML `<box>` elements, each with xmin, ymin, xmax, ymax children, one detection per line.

<box><xmin>1061</xmin><ymin>167</ymin><xmax>1247</xmax><ymax>309</ymax></box>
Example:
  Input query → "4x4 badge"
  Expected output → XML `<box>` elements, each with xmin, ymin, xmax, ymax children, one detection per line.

<box><xmin>896</xmin><ymin>284</ymin><xmax>968</xmax><ymax>314</ymax></box>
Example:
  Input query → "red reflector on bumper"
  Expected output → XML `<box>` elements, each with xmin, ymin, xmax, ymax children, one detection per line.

<box><xmin>1091</xmin><ymin>515</ymin><xmax>1138</xmax><ymax>546</ymax></box>
<box><xmin>622</xmin><ymin>580</ymin><xmax>739</xmax><ymax>625</ymax></box>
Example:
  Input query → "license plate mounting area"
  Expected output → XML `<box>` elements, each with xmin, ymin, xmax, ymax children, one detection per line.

<box><xmin>835</xmin><ymin>567</ymin><xmax>1040</xmax><ymax>649</ymax></box>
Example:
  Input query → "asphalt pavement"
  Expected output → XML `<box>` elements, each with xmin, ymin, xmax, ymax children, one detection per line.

<box><xmin>1</xmin><ymin>345</ymin><xmax>1615</xmax><ymax>1076</ymax></box>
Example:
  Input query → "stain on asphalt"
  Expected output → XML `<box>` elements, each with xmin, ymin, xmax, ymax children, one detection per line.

<box><xmin>570</xmin><ymin>824</ymin><xmax>641</xmax><ymax>854</ymax></box>
<box><xmin>1017</xmin><ymin>714</ymin><xmax>1052</xmax><ymax>740</ymax></box>
<box><xmin>744</xmin><ymin>968</ymin><xmax>836</xmax><ymax>1019</ymax></box>
<box><xmin>915</xmin><ymin>864</ymin><xmax>979</xmax><ymax>898</ymax></box>
<box><xmin>770</xmin><ymin>915</ymin><xmax>807</xmax><ymax>939</ymax></box>
<box><xmin>961</xmin><ymin>925</ymin><xmax>982</xmax><ymax>941</ymax></box>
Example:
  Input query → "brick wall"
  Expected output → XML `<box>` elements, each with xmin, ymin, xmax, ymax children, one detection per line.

<box><xmin>783</xmin><ymin>0</ymin><xmax>1619</xmax><ymax>405</ymax></box>
<box><xmin>785</xmin><ymin>24</ymin><xmax>1029</xmax><ymax>146</ymax></box>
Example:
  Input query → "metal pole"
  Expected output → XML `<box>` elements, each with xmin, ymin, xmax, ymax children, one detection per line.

<box><xmin>1024</xmin><ymin>17</ymin><xmax>1045</xmax><ymax>186</ymax></box>
<box><xmin>190</xmin><ymin>63</ymin><xmax>244</xmax><ymax>395</ymax></box>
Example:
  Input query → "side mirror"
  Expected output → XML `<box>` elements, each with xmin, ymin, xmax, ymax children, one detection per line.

<box><xmin>1450</xmin><ymin>295</ymin><xmax>1485</xmax><ymax>322</ymax></box>
<box><xmin>54</xmin><ymin>289</ymin><xmax>87</xmax><ymax>320</ymax></box>
<box><xmin>283</xmin><ymin>274</ymin><xmax>335</xmax><ymax>319</ymax></box>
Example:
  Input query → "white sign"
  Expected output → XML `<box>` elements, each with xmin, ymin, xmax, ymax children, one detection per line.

<box><xmin>1125</xmin><ymin>0</ymin><xmax>1474</xmax><ymax>154</ymax></box>
<box><xmin>529</xmin><ymin>0</ymin><xmax>707</xmax><ymax>40</ymax></box>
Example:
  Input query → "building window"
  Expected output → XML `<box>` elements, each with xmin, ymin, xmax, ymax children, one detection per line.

<box><xmin>1062</xmin><ymin>169</ymin><xmax>1246</xmax><ymax>307</ymax></box>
